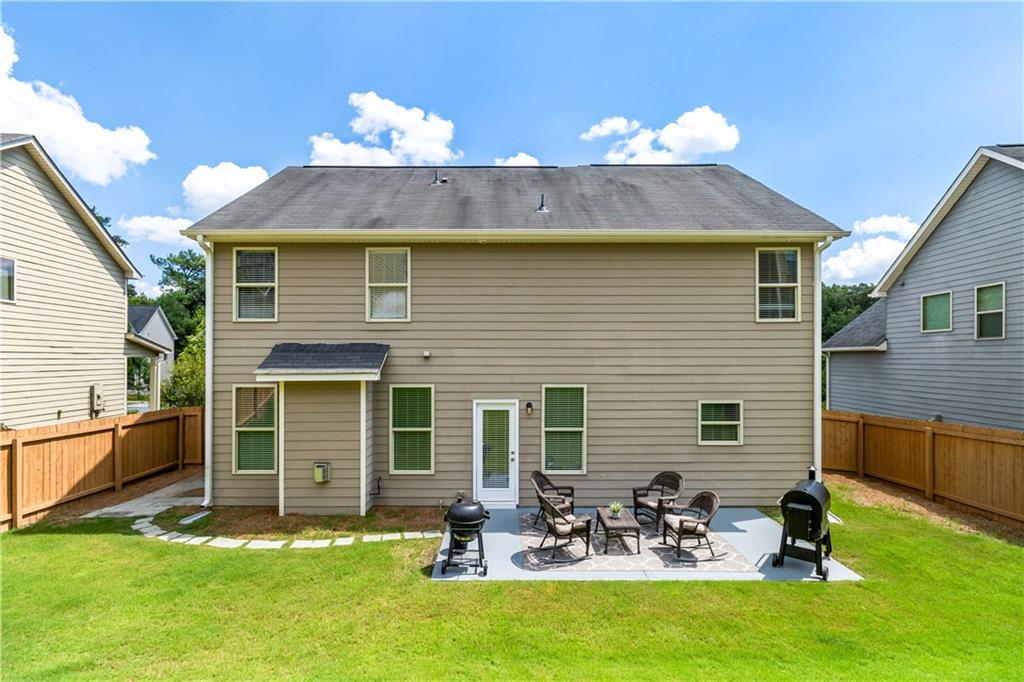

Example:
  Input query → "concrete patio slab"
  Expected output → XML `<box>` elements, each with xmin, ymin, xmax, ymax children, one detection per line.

<box><xmin>431</xmin><ymin>507</ymin><xmax>862</xmax><ymax>582</ymax></box>
<box><xmin>83</xmin><ymin>474</ymin><xmax>204</xmax><ymax>519</ymax></box>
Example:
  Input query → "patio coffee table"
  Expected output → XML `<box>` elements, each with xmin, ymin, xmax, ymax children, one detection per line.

<box><xmin>595</xmin><ymin>507</ymin><xmax>641</xmax><ymax>554</ymax></box>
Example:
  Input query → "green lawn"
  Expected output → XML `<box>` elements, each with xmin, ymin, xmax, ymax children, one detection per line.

<box><xmin>3</xmin><ymin>487</ymin><xmax>1021</xmax><ymax>680</ymax></box>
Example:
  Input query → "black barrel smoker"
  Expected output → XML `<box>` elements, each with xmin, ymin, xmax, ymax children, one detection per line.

<box><xmin>441</xmin><ymin>496</ymin><xmax>490</xmax><ymax>576</ymax></box>
<box><xmin>771</xmin><ymin>468</ymin><xmax>833</xmax><ymax>581</ymax></box>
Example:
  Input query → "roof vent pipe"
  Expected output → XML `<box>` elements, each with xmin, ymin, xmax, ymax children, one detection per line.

<box><xmin>431</xmin><ymin>169</ymin><xmax>441</xmax><ymax>186</ymax></box>
<box><xmin>536</xmin><ymin>193</ymin><xmax>548</xmax><ymax>213</ymax></box>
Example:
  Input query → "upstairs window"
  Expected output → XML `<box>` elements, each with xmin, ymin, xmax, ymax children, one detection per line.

<box><xmin>543</xmin><ymin>385</ymin><xmax>587</xmax><ymax>474</ymax></box>
<box><xmin>367</xmin><ymin>248</ymin><xmax>410</xmax><ymax>321</ymax></box>
<box><xmin>0</xmin><ymin>257</ymin><xmax>14</xmax><ymax>302</ymax></box>
<box><xmin>975</xmin><ymin>283</ymin><xmax>1005</xmax><ymax>340</ymax></box>
<box><xmin>920</xmin><ymin>291</ymin><xmax>952</xmax><ymax>333</ymax></box>
<box><xmin>390</xmin><ymin>385</ymin><xmax>434</xmax><ymax>474</ymax></box>
<box><xmin>234</xmin><ymin>248</ymin><xmax>277</xmax><ymax>321</ymax></box>
<box><xmin>698</xmin><ymin>401</ymin><xmax>743</xmax><ymax>445</ymax></box>
<box><xmin>233</xmin><ymin>385</ymin><xmax>277</xmax><ymax>474</ymax></box>
<box><xmin>756</xmin><ymin>248</ymin><xmax>800</xmax><ymax>321</ymax></box>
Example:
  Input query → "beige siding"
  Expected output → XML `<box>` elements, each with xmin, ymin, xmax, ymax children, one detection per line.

<box><xmin>283</xmin><ymin>382</ymin><xmax>361</xmax><ymax>515</ymax></box>
<box><xmin>212</xmin><ymin>242</ymin><xmax>815</xmax><ymax>508</ymax></box>
<box><xmin>0</xmin><ymin>147</ymin><xmax>127</xmax><ymax>429</ymax></box>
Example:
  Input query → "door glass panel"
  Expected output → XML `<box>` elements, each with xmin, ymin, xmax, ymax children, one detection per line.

<box><xmin>481</xmin><ymin>409</ymin><xmax>510</xmax><ymax>489</ymax></box>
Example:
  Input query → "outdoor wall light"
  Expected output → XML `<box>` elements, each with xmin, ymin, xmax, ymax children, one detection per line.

<box><xmin>526</xmin><ymin>402</ymin><xmax>533</xmax><ymax>416</ymax></box>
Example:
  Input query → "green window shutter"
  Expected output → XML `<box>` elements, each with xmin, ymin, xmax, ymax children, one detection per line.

<box><xmin>699</xmin><ymin>402</ymin><xmax>742</xmax><ymax>444</ymax></box>
<box><xmin>978</xmin><ymin>313</ymin><xmax>1004</xmax><ymax>339</ymax></box>
<box><xmin>391</xmin><ymin>386</ymin><xmax>432</xmax><ymax>472</ymax></box>
<box><xmin>392</xmin><ymin>431</ymin><xmax>432</xmax><ymax>472</ymax></box>
<box><xmin>234</xmin><ymin>386</ymin><xmax>276</xmax><ymax>472</ymax></box>
<box><xmin>701</xmin><ymin>424</ymin><xmax>740</xmax><ymax>442</ymax></box>
<box><xmin>544</xmin><ymin>431</ymin><xmax>583</xmax><ymax>471</ymax></box>
<box><xmin>236</xmin><ymin>431</ymin><xmax>275</xmax><ymax>471</ymax></box>
<box><xmin>481</xmin><ymin>409</ymin><xmax>510</xmax><ymax>488</ymax></box>
<box><xmin>236</xmin><ymin>387</ymin><xmax>276</xmax><ymax>428</ymax></box>
<box><xmin>701</xmin><ymin>402</ymin><xmax>740</xmax><ymax>423</ymax></box>
<box><xmin>922</xmin><ymin>293</ymin><xmax>951</xmax><ymax>331</ymax></box>
<box><xmin>368</xmin><ymin>250</ymin><xmax>408</xmax><ymax>284</ymax></box>
<box><xmin>392</xmin><ymin>387</ymin><xmax>432</xmax><ymax>428</ymax></box>
<box><xmin>0</xmin><ymin>258</ymin><xmax>13</xmax><ymax>301</ymax></box>
<box><xmin>544</xmin><ymin>386</ymin><xmax>585</xmax><ymax>471</ymax></box>
<box><xmin>544</xmin><ymin>387</ymin><xmax>584</xmax><ymax>429</ymax></box>
<box><xmin>976</xmin><ymin>285</ymin><xmax>1003</xmax><ymax>312</ymax></box>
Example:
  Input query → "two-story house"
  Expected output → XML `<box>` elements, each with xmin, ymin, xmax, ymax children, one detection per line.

<box><xmin>184</xmin><ymin>164</ymin><xmax>847</xmax><ymax>515</ymax></box>
<box><xmin>825</xmin><ymin>144</ymin><xmax>1024</xmax><ymax>430</ymax></box>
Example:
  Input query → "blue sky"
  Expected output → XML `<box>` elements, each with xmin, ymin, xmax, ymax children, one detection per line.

<box><xmin>3</xmin><ymin>2</ymin><xmax>1021</xmax><ymax>291</ymax></box>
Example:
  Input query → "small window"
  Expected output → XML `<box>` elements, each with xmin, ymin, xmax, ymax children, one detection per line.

<box><xmin>390</xmin><ymin>385</ymin><xmax>433</xmax><ymax>473</ymax></box>
<box><xmin>367</xmin><ymin>248</ymin><xmax>410</xmax><ymax>321</ymax></box>
<box><xmin>543</xmin><ymin>385</ymin><xmax>587</xmax><ymax>473</ymax></box>
<box><xmin>756</xmin><ymin>248</ymin><xmax>800</xmax><ymax>321</ymax></box>
<box><xmin>920</xmin><ymin>291</ymin><xmax>952</xmax><ymax>333</ymax></box>
<box><xmin>975</xmin><ymin>283</ymin><xmax>1005</xmax><ymax>340</ymax></box>
<box><xmin>233</xmin><ymin>385</ymin><xmax>277</xmax><ymax>473</ymax></box>
<box><xmin>234</xmin><ymin>248</ymin><xmax>277</xmax><ymax>321</ymax></box>
<box><xmin>0</xmin><ymin>257</ymin><xmax>14</xmax><ymax>302</ymax></box>
<box><xmin>698</xmin><ymin>401</ymin><xmax>743</xmax><ymax>445</ymax></box>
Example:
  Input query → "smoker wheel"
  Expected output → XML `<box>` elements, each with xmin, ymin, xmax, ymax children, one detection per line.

<box><xmin>770</xmin><ymin>553</ymin><xmax>780</xmax><ymax>568</ymax></box>
<box><xmin>821</xmin><ymin>567</ymin><xmax>829</xmax><ymax>582</ymax></box>
<box><xmin>480</xmin><ymin>560</ymin><xmax>488</xmax><ymax>577</ymax></box>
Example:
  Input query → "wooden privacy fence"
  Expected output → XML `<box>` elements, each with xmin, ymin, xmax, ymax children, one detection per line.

<box><xmin>0</xmin><ymin>407</ymin><xmax>203</xmax><ymax>530</ymax></box>
<box><xmin>823</xmin><ymin>409</ymin><xmax>1024</xmax><ymax>525</ymax></box>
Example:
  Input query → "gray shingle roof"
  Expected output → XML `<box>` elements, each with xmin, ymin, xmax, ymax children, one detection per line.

<box><xmin>255</xmin><ymin>343</ymin><xmax>390</xmax><ymax>374</ymax></box>
<box><xmin>0</xmin><ymin>133</ymin><xmax>32</xmax><ymax>146</ymax></box>
<box><xmin>823</xmin><ymin>300</ymin><xmax>887</xmax><ymax>350</ymax></box>
<box><xmin>128</xmin><ymin>305</ymin><xmax>160</xmax><ymax>334</ymax></box>
<box><xmin>984</xmin><ymin>144</ymin><xmax>1024</xmax><ymax>162</ymax></box>
<box><xmin>186</xmin><ymin>165</ymin><xmax>844</xmax><ymax>235</ymax></box>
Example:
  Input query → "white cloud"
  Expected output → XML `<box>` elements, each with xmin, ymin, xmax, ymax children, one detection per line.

<box><xmin>851</xmin><ymin>214</ymin><xmax>919</xmax><ymax>240</ymax></box>
<box><xmin>589</xmin><ymin>106</ymin><xmax>739</xmax><ymax>164</ymax></box>
<box><xmin>0</xmin><ymin>24</ymin><xmax>155</xmax><ymax>185</ymax></box>
<box><xmin>579</xmin><ymin>116</ymin><xmax>640</xmax><ymax>141</ymax></box>
<box><xmin>494</xmin><ymin>152</ymin><xmax>540</xmax><ymax>167</ymax></box>
<box><xmin>116</xmin><ymin>215</ymin><xmax>193</xmax><ymax>247</ymax></box>
<box><xmin>309</xmin><ymin>91</ymin><xmax>461</xmax><ymax>166</ymax></box>
<box><xmin>182</xmin><ymin>162</ymin><xmax>269</xmax><ymax>216</ymax></box>
<box><xmin>823</xmin><ymin>235</ymin><xmax>907</xmax><ymax>283</ymax></box>
<box><xmin>133</xmin><ymin>280</ymin><xmax>166</xmax><ymax>298</ymax></box>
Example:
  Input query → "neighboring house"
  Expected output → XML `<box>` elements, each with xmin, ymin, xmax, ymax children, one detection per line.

<box><xmin>825</xmin><ymin>144</ymin><xmax>1024</xmax><ymax>430</ymax></box>
<box><xmin>127</xmin><ymin>304</ymin><xmax>177</xmax><ymax>407</ymax></box>
<box><xmin>0</xmin><ymin>133</ymin><xmax>155</xmax><ymax>428</ymax></box>
<box><xmin>184</xmin><ymin>164</ymin><xmax>847</xmax><ymax>514</ymax></box>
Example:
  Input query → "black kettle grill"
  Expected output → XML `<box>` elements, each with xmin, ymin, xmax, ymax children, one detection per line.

<box><xmin>441</xmin><ymin>495</ymin><xmax>490</xmax><ymax>576</ymax></box>
<box><xmin>771</xmin><ymin>467</ymin><xmax>833</xmax><ymax>581</ymax></box>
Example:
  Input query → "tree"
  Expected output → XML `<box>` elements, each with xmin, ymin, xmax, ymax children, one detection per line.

<box><xmin>822</xmin><ymin>283</ymin><xmax>875</xmax><ymax>341</ymax></box>
<box><xmin>150</xmin><ymin>250</ymin><xmax>205</xmax><ymax>318</ymax></box>
<box><xmin>162</xmin><ymin>314</ymin><xmax>205</xmax><ymax>407</ymax></box>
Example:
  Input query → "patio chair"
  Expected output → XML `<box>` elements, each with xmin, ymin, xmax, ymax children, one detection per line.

<box><xmin>632</xmin><ymin>471</ymin><xmax>684</xmax><ymax>530</ymax></box>
<box><xmin>535</xmin><ymin>494</ymin><xmax>592</xmax><ymax>562</ymax></box>
<box><xmin>530</xmin><ymin>470</ymin><xmax>575</xmax><ymax>528</ymax></box>
<box><xmin>662</xmin><ymin>490</ymin><xmax>721</xmax><ymax>559</ymax></box>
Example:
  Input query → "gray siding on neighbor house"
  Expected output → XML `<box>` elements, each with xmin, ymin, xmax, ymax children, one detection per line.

<box><xmin>140</xmin><ymin>315</ymin><xmax>176</xmax><ymax>378</ymax></box>
<box><xmin>829</xmin><ymin>159</ymin><xmax>1024</xmax><ymax>430</ymax></box>
<box><xmin>0</xmin><ymin>147</ymin><xmax>127</xmax><ymax>428</ymax></box>
<box><xmin>211</xmin><ymin>241</ymin><xmax>818</xmax><ymax>510</ymax></box>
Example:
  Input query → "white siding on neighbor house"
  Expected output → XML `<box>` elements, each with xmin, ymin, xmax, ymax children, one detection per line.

<box><xmin>0</xmin><ymin>147</ymin><xmax>127</xmax><ymax>428</ymax></box>
<box><xmin>830</xmin><ymin>159</ymin><xmax>1024</xmax><ymax>430</ymax></box>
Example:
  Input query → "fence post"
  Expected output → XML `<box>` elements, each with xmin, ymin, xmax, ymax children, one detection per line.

<box><xmin>924</xmin><ymin>427</ymin><xmax>934</xmax><ymax>500</ymax></box>
<box><xmin>856</xmin><ymin>415</ymin><xmax>865</xmax><ymax>477</ymax></box>
<box><xmin>113</xmin><ymin>423</ymin><xmax>123</xmax><ymax>492</ymax></box>
<box><xmin>11</xmin><ymin>438</ymin><xmax>22</xmax><ymax>529</ymax></box>
<box><xmin>177</xmin><ymin>410</ymin><xmax>185</xmax><ymax>470</ymax></box>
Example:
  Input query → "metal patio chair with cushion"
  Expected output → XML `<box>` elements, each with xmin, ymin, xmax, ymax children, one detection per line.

<box><xmin>535</xmin><ymin>494</ymin><xmax>593</xmax><ymax>562</ymax></box>
<box><xmin>662</xmin><ymin>490</ymin><xmax>721</xmax><ymax>559</ymax></box>
<box><xmin>530</xmin><ymin>470</ymin><xmax>575</xmax><ymax>528</ymax></box>
<box><xmin>632</xmin><ymin>471</ymin><xmax>684</xmax><ymax>530</ymax></box>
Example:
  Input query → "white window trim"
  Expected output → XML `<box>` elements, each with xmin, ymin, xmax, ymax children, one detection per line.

<box><xmin>541</xmin><ymin>384</ymin><xmax>588</xmax><ymax>475</ymax></box>
<box><xmin>0</xmin><ymin>256</ymin><xmax>16</xmax><ymax>303</ymax></box>
<box><xmin>389</xmin><ymin>384</ymin><xmax>434</xmax><ymax>475</ymax></box>
<box><xmin>232</xmin><ymin>383</ymin><xmax>278</xmax><ymax>475</ymax></box>
<box><xmin>233</xmin><ymin>247</ymin><xmax>278</xmax><ymax>322</ymax></box>
<box><xmin>366</xmin><ymin>247</ymin><xmax>411</xmax><ymax>323</ymax></box>
<box><xmin>697</xmin><ymin>400</ymin><xmax>744</xmax><ymax>446</ymax></box>
<box><xmin>755</xmin><ymin>247</ymin><xmax>802</xmax><ymax>322</ymax></box>
<box><xmin>920</xmin><ymin>289</ymin><xmax>953</xmax><ymax>333</ymax></box>
<box><xmin>974</xmin><ymin>281</ymin><xmax>1006</xmax><ymax>341</ymax></box>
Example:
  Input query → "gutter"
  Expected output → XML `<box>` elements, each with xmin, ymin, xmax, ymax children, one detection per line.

<box><xmin>194</xmin><ymin>234</ymin><xmax>215</xmax><ymax>508</ymax></box>
<box><xmin>813</xmin><ymin>236</ymin><xmax>834</xmax><ymax>477</ymax></box>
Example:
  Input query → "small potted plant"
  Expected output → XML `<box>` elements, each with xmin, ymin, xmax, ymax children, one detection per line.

<box><xmin>609</xmin><ymin>501</ymin><xmax>624</xmax><ymax>519</ymax></box>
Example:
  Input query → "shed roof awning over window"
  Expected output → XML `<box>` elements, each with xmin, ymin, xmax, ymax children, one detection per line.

<box><xmin>254</xmin><ymin>343</ymin><xmax>389</xmax><ymax>382</ymax></box>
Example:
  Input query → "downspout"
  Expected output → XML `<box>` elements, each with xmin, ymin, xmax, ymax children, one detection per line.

<box><xmin>813</xmin><ymin>236</ymin><xmax>833</xmax><ymax>477</ymax></box>
<box><xmin>196</xmin><ymin>235</ymin><xmax>215</xmax><ymax>507</ymax></box>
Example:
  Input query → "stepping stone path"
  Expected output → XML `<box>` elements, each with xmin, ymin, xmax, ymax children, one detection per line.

<box><xmin>129</xmin><ymin>516</ymin><xmax>442</xmax><ymax>551</ymax></box>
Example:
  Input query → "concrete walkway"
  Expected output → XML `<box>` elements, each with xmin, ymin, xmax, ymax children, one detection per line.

<box><xmin>82</xmin><ymin>473</ymin><xmax>204</xmax><ymax>518</ymax></box>
<box><xmin>431</xmin><ymin>507</ymin><xmax>862</xmax><ymax>582</ymax></box>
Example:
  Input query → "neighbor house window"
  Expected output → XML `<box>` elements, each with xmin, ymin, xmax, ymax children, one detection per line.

<box><xmin>698</xmin><ymin>401</ymin><xmax>743</xmax><ymax>445</ymax></box>
<box><xmin>234</xmin><ymin>248</ymin><xmax>277</xmax><ymax>321</ymax></box>
<box><xmin>975</xmin><ymin>283</ymin><xmax>1005</xmax><ymax>340</ymax></box>
<box><xmin>756</xmin><ymin>248</ymin><xmax>800</xmax><ymax>321</ymax></box>
<box><xmin>0</xmin><ymin>257</ymin><xmax>14</xmax><ymax>302</ymax></box>
<box><xmin>920</xmin><ymin>291</ymin><xmax>952</xmax><ymax>333</ymax></box>
<box><xmin>390</xmin><ymin>385</ymin><xmax>433</xmax><ymax>473</ymax></box>
<box><xmin>543</xmin><ymin>385</ymin><xmax>587</xmax><ymax>473</ymax></box>
<box><xmin>367</xmin><ymin>248</ymin><xmax>410</xmax><ymax>321</ymax></box>
<box><xmin>233</xmin><ymin>385</ymin><xmax>277</xmax><ymax>473</ymax></box>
